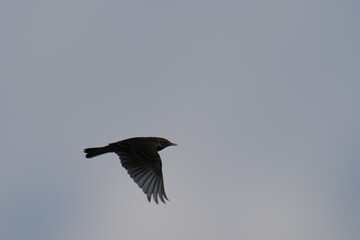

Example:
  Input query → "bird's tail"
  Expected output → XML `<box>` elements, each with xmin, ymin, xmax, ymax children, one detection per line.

<box><xmin>84</xmin><ymin>145</ymin><xmax>113</xmax><ymax>158</ymax></box>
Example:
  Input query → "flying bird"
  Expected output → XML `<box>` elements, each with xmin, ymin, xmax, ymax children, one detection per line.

<box><xmin>84</xmin><ymin>137</ymin><xmax>177</xmax><ymax>204</ymax></box>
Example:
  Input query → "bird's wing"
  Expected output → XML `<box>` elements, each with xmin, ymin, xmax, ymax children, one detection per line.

<box><xmin>112</xmin><ymin>144</ymin><xmax>168</xmax><ymax>204</ymax></box>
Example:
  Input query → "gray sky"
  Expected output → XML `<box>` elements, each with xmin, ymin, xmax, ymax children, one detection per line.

<box><xmin>1</xmin><ymin>1</ymin><xmax>359</xmax><ymax>240</ymax></box>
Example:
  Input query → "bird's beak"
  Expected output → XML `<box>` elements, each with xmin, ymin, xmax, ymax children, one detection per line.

<box><xmin>170</xmin><ymin>143</ymin><xmax>177</xmax><ymax>146</ymax></box>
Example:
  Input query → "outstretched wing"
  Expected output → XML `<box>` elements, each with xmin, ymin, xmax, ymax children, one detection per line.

<box><xmin>112</xmin><ymin>143</ymin><xmax>168</xmax><ymax>203</ymax></box>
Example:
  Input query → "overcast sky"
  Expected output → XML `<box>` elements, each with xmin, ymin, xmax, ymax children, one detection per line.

<box><xmin>1</xmin><ymin>1</ymin><xmax>359</xmax><ymax>240</ymax></box>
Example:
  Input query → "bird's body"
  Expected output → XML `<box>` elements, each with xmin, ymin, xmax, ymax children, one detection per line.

<box><xmin>84</xmin><ymin>137</ymin><xmax>176</xmax><ymax>204</ymax></box>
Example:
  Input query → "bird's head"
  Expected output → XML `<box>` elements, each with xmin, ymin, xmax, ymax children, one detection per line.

<box><xmin>157</xmin><ymin>138</ymin><xmax>177</xmax><ymax>151</ymax></box>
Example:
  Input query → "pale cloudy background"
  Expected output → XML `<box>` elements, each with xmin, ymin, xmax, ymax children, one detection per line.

<box><xmin>1</xmin><ymin>1</ymin><xmax>359</xmax><ymax>240</ymax></box>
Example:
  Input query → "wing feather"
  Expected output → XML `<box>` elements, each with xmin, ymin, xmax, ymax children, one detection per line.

<box><xmin>114</xmin><ymin>147</ymin><xmax>168</xmax><ymax>203</ymax></box>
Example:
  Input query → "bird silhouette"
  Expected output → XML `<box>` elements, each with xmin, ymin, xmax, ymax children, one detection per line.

<box><xmin>84</xmin><ymin>137</ymin><xmax>177</xmax><ymax>204</ymax></box>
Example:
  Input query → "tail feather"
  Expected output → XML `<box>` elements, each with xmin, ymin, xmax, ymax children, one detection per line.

<box><xmin>84</xmin><ymin>145</ymin><xmax>112</xmax><ymax>158</ymax></box>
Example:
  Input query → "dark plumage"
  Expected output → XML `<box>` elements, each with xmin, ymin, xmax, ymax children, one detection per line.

<box><xmin>84</xmin><ymin>137</ymin><xmax>177</xmax><ymax>204</ymax></box>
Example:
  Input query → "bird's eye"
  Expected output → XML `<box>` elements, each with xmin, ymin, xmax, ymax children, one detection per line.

<box><xmin>159</xmin><ymin>140</ymin><xmax>168</xmax><ymax>147</ymax></box>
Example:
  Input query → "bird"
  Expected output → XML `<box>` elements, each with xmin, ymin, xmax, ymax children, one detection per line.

<box><xmin>84</xmin><ymin>137</ymin><xmax>177</xmax><ymax>204</ymax></box>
